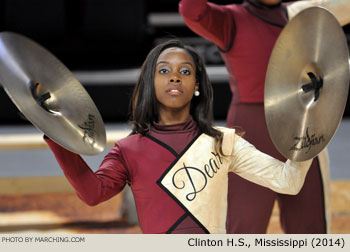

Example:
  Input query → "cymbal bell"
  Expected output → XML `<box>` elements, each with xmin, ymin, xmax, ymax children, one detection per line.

<box><xmin>264</xmin><ymin>7</ymin><xmax>350</xmax><ymax>161</ymax></box>
<box><xmin>0</xmin><ymin>32</ymin><xmax>106</xmax><ymax>155</ymax></box>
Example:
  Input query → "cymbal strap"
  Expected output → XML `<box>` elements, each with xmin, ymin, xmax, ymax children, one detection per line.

<box><xmin>301</xmin><ymin>72</ymin><xmax>323</xmax><ymax>101</ymax></box>
<box><xmin>30</xmin><ymin>82</ymin><xmax>52</xmax><ymax>113</ymax></box>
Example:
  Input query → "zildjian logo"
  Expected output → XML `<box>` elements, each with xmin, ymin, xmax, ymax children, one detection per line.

<box><xmin>289</xmin><ymin>127</ymin><xmax>324</xmax><ymax>153</ymax></box>
<box><xmin>78</xmin><ymin>114</ymin><xmax>96</xmax><ymax>146</ymax></box>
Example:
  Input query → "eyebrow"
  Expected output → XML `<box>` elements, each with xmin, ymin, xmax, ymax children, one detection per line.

<box><xmin>156</xmin><ymin>61</ymin><xmax>194</xmax><ymax>67</ymax></box>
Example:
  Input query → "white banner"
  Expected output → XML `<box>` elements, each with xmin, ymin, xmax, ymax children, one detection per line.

<box><xmin>0</xmin><ymin>234</ymin><xmax>349</xmax><ymax>252</ymax></box>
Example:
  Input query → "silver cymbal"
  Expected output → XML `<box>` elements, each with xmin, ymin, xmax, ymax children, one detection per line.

<box><xmin>264</xmin><ymin>7</ymin><xmax>350</xmax><ymax>161</ymax></box>
<box><xmin>0</xmin><ymin>32</ymin><xmax>106</xmax><ymax>155</ymax></box>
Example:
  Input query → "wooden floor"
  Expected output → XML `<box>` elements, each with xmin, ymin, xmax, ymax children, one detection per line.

<box><xmin>0</xmin><ymin>180</ymin><xmax>349</xmax><ymax>234</ymax></box>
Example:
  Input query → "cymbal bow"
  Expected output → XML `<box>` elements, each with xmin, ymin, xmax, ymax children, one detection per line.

<box><xmin>0</xmin><ymin>32</ymin><xmax>106</xmax><ymax>155</ymax></box>
<box><xmin>264</xmin><ymin>7</ymin><xmax>350</xmax><ymax>161</ymax></box>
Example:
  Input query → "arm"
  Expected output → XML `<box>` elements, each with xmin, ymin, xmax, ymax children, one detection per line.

<box><xmin>179</xmin><ymin>0</ymin><xmax>236</xmax><ymax>51</ymax></box>
<box><xmin>287</xmin><ymin>0</ymin><xmax>350</xmax><ymax>26</ymax></box>
<box><xmin>229</xmin><ymin>135</ymin><xmax>312</xmax><ymax>195</ymax></box>
<box><xmin>45</xmin><ymin>137</ymin><xmax>128</xmax><ymax>206</ymax></box>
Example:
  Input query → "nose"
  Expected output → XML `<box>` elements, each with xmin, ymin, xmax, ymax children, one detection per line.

<box><xmin>170</xmin><ymin>74</ymin><xmax>181</xmax><ymax>84</ymax></box>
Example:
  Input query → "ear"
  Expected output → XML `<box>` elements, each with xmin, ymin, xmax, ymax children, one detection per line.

<box><xmin>195</xmin><ymin>82</ymin><xmax>199</xmax><ymax>91</ymax></box>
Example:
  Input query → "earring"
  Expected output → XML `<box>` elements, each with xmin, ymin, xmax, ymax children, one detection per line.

<box><xmin>194</xmin><ymin>90</ymin><xmax>200</xmax><ymax>96</ymax></box>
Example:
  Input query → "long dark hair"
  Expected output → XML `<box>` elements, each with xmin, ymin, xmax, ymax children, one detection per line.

<box><xmin>129</xmin><ymin>39</ymin><xmax>224</xmax><ymax>154</ymax></box>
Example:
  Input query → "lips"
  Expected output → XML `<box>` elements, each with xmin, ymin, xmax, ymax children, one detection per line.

<box><xmin>167</xmin><ymin>88</ymin><xmax>183</xmax><ymax>95</ymax></box>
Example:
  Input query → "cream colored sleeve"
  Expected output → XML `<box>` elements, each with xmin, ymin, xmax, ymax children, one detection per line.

<box><xmin>287</xmin><ymin>0</ymin><xmax>350</xmax><ymax>26</ymax></box>
<box><xmin>228</xmin><ymin>134</ymin><xmax>312</xmax><ymax>195</ymax></box>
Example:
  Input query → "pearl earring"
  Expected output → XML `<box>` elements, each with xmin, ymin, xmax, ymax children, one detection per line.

<box><xmin>194</xmin><ymin>90</ymin><xmax>200</xmax><ymax>96</ymax></box>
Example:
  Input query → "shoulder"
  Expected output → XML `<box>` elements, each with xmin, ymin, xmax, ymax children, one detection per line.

<box><xmin>214</xmin><ymin>126</ymin><xmax>238</xmax><ymax>155</ymax></box>
<box><xmin>114</xmin><ymin>133</ymin><xmax>158</xmax><ymax>153</ymax></box>
<box><xmin>204</xmin><ymin>2</ymin><xmax>246</xmax><ymax>16</ymax></box>
<box><xmin>226</xmin><ymin>3</ymin><xmax>249</xmax><ymax>15</ymax></box>
<box><xmin>214</xmin><ymin>126</ymin><xmax>252</xmax><ymax>154</ymax></box>
<box><xmin>117</xmin><ymin>133</ymin><xmax>142</xmax><ymax>144</ymax></box>
<box><xmin>105</xmin><ymin>134</ymin><xmax>147</xmax><ymax>162</ymax></box>
<box><xmin>215</xmin><ymin>126</ymin><xmax>236</xmax><ymax>135</ymax></box>
<box><xmin>211</xmin><ymin>3</ymin><xmax>246</xmax><ymax>18</ymax></box>
<box><xmin>115</xmin><ymin>133</ymin><xmax>145</xmax><ymax>149</ymax></box>
<box><xmin>215</xmin><ymin>126</ymin><xmax>237</xmax><ymax>141</ymax></box>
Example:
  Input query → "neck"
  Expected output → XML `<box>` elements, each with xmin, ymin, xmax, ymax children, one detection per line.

<box><xmin>158</xmin><ymin>109</ymin><xmax>190</xmax><ymax>125</ymax></box>
<box><xmin>243</xmin><ymin>0</ymin><xmax>287</xmax><ymax>27</ymax></box>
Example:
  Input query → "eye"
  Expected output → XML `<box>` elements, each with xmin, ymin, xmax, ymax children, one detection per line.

<box><xmin>158</xmin><ymin>68</ymin><xmax>170</xmax><ymax>74</ymax></box>
<box><xmin>180</xmin><ymin>68</ymin><xmax>191</xmax><ymax>75</ymax></box>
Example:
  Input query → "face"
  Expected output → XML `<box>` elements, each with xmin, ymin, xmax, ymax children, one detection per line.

<box><xmin>154</xmin><ymin>47</ymin><xmax>199</xmax><ymax>122</ymax></box>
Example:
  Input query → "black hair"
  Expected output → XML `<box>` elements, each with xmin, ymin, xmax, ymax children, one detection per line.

<box><xmin>129</xmin><ymin>39</ymin><xmax>224</xmax><ymax>155</ymax></box>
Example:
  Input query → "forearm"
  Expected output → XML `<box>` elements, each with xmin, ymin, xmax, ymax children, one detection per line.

<box><xmin>45</xmin><ymin>138</ymin><xmax>124</xmax><ymax>205</ymax></box>
<box><xmin>269</xmin><ymin>159</ymin><xmax>312</xmax><ymax>195</ymax></box>
<box><xmin>287</xmin><ymin>0</ymin><xmax>350</xmax><ymax>26</ymax></box>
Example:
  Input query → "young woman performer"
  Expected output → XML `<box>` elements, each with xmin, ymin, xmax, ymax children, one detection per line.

<box><xmin>179</xmin><ymin>0</ymin><xmax>350</xmax><ymax>234</ymax></box>
<box><xmin>45</xmin><ymin>39</ymin><xmax>312</xmax><ymax>234</ymax></box>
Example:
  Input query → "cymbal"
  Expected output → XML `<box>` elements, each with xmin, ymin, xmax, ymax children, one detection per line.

<box><xmin>0</xmin><ymin>32</ymin><xmax>106</xmax><ymax>155</ymax></box>
<box><xmin>264</xmin><ymin>7</ymin><xmax>350</xmax><ymax>161</ymax></box>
